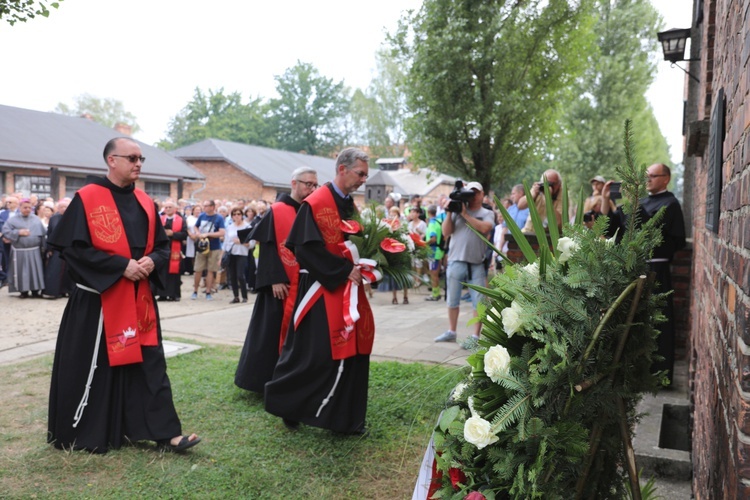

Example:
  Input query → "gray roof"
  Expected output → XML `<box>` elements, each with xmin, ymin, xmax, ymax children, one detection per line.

<box><xmin>170</xmin><ymin>139</ymin><xmax>340</xmax><ymax>188</ymax></box>
<box><xmin>368</xmin><ymin>167</ymin><xmax>456</xmax><ymax>197</ymax></box>
<box><xmin>0</xmin><ymin>104</ymin><xmax>203</xmax><ymax>181</ymax></box>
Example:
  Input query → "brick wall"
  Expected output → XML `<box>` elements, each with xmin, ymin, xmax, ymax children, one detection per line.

<box><xmin>182</xmin><ymin>160</ymin><xmax>268</xmax><ymax>202</ymax></box>
<box><xmin>688</xmin><ymin>0</ymin><xmax>750</xmax><ymax>498</ymax></box>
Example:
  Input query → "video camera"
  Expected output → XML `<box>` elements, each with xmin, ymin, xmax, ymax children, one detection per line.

<box><xmin>446</xmin><ymin>180</ymin><xmax>476</xmax><ymax>213</ymax></box>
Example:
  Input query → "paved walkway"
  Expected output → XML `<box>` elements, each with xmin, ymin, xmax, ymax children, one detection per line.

<box><xmin>0</xmin><ymin>280</ymin><xmax>473</xmax><ymax>366</ymax></box>
<box><xmin>0</xmin><ymin>278</ymin><xmax>692</xmax><ymax>497</ymax></box>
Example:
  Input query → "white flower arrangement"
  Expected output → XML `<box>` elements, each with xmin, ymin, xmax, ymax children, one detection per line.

<box><xmin>483</xmin><ymin>345</ymin><xmax>511</xmax><ymax>383</ymax></box>
<box><xmin>556</xmin><ymin>236</ymin><xmax>580</xmax><ymax>263</ymax></box>
<box><xmin>501</xmin><ymin>300</ymin><xmax>524</xmax><ymax>337</ymax></box>
<box><xmin>463</xmin><ymin>398</ymin><xmax>499</xmax><ymax>450</ymax></box>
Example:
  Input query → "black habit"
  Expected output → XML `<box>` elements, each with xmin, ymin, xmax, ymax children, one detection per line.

<box><xmin>154</xmin><ymin>214</ymin><xmax>187</xmax><ymax>300</ymax></box>
<box><xmin>235</xmin><ymin>194</ymin><xmax>300</xmax><ymax>393</ymax></box>
<box><xmin>606</xmin><ymin>191</ymin><xmax>686</xmax><ymax>382</ymax></box>
<box><xmin>264</xmin><ymin>184</ymin><xmax>369</xmax><ymax>434</ymax></box>
<box><xmin>43</xmin><ymin>212</ymin><xmax>72</xmax><ymax>298</ymax></box>
<box><xmin>47</xmin><ymin>177</ymin><xmax>182</xmax><ymax>453</ymax></box>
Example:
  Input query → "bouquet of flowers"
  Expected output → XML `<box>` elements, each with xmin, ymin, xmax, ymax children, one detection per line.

<box><xmin>342</xmin><ymin>205</ymin><xmax>429</xmax><ymax>290</ymax></box>
<box><xmin>428</xmin><ymin>123</ymin><xmax>667</xmax><ymax>499</ymax></box>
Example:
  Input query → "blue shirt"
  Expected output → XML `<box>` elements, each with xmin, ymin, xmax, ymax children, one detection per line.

<box><xmin>505</xmin><ymin>203</ymin><xmax>529</xmax><ymax>230</ymax></box>
<box><xmin>195</xmin><ymin>212</ymin><xmax>226</xmax><ymax>251</ymax></box>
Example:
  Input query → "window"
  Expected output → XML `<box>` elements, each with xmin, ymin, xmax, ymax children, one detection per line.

<box><xmin>65</xmin><ymin>176</ymin><xmax>87</xmax><ymax>198</ymax></box>
<box><xmin>145</xmin><ymin>182</ymin><xmax>170</xmax><ymax>200</ymax></box>
<box><xmin>15</xmin><ymin>175</ymin><xmax>50</xmax><ymax>198</ymax></box>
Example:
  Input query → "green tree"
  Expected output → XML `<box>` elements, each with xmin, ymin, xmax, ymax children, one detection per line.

<box><xmin>269</xmin><ymin>61</ymin><xmax>349</xmax><ymax>156</ymax></box>
<box><xmin>552</xmin><ymin>0</ymin><xmax>670</xmax><ymax>193</ymax></box>
<box><xmin>1</xmin><ymin>0</ymin><xmax>62</xmax><ymax>25</ymax></box>
<box><xmin>159</xmin><ymin>88</ymin><xmax>275</xmax><ymax>150</ymax></box>
<box><xmin>349</xmin><ymin>48</ymin><xmax>409</xmax><ymax>160</ymax></box>
<box><xmin>55</xmin><ymin>94</ymin><xmax>140</xmax><ymax>133</ymax></box>
<box><xmin>392</xmin><ymin>0</ymin><xmax>596</xmax><ymax>190</ymax></box>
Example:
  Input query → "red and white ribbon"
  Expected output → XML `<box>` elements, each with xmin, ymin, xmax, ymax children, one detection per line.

<box><xmin>292</xmin><ymin>242</ymin><xmax>383</xmax><ymax>333</ymax></box>
<box><xmin>341</xmin><ymin>241</ymin><xmax>381</xmax><ymax>332</ymax></box>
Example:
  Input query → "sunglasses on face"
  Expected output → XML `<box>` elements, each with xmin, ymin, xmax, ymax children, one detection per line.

<box><xmin>111</xmin><ymin>154</ymin><xmax>146</xmax><ymax>164</ymax></box>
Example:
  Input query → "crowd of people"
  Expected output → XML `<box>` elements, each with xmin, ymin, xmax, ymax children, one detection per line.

<box><xmin>2</xmin><ymin>137</ymin><xmax>684</xmax><ymax>454</ymax></box>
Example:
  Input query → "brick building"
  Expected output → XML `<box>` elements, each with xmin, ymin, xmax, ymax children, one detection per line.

<box><xmin>170</xmin><ymin>139</ymin><xmax>366</xmax><ymax>205</ymax></box>
<box><xmin>679</xmin><ymin>0</ymin><xmax>750</xmax><ymax>497</ymax></box>
<box><xmin>0</xmin><ymin>104</ymin><xmax>202</xmax><ymax>200</ymax></box>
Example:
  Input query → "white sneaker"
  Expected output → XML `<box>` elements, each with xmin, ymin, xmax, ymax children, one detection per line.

<box><xmin>434</xmin><ymin>330</ymin><xmax>457</xmax><ymax>342</ymax></box>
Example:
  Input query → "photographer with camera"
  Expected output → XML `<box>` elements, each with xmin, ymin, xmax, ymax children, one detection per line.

<box><xmin>434</xmin><ymin>181</ymin><xmax>495</xmax><ymax>346</ymax></box>
<box><xmin>517</xmin><ymin>169</ymin><xmax>564</xmax><ymax>234</ymax></box>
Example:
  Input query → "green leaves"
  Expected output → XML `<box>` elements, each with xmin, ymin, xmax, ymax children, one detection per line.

<box><xmin>430</xmin><ymin>122</ymin><xmax>665</xmax><ymax>498</ymax></box>
<box><xmin>1</xmin><ymin>0</ymin><xmax>62</xmax><ymax>25</ymax></box>
<box><xmin>270</xmin><ymin>61</ymin><xmax>350</xmax><ymax>157</ymax></box>
<box><xmin>393</xmin><ymin>0</ymin><xmax>595</xmax><ymax>189</ymax></box>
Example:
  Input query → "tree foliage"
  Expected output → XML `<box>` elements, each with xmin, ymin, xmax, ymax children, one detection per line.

<box><xmin>55</xmin><ymin>94</ymin><xmax>140</xmax><ymax>133</ymax></box>
<box><xmin>392</xmin><ymin>0</ymin><xmax>596</xmax><ymax>191</ymax></box>
<box><xmin>552</xmin><ymin>0</ymin><xmax>670</xmax><ymax>193</ymax></box>
<box><xmin>1</xmin><ymin>0</ymin><xmax>61</xmax><ymax>25</ymax></box>
<box><xmin>269</xmin><ymin>60</ymin><xmax>350</xmax><ymax>156</ymax></box>
<box><xmin>348</xmin><ymin>48</ymin><xmax>409</xmax><ymax>159</ymax></box>
<box><xmin>158</xmin><ymin>88</ymin><xmax>275</xmax><ymax>150</ymax></box>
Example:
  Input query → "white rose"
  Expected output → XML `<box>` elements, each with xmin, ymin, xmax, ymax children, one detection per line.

<box><xmin>464</xmin><ymin>415</ymin><xmax>499</xmax><ymax>449</ymax></box>
<box><xmin>522</xmin><ymin>262</ymin><xmax>539</xmax><ymax>278</ymax></box>
<box><xmin>501</xmin><ymin>300</ymin><xmax>524</xmax><ymax>337</ymax></box>
<box><xmin>557</xmin><ymin>237</ymin><xmax>580</xmax><ymax>263</ymax></box>
<box><xmin>484</xmin><ymin>345</ymin><xmax>511</xmax><ymax>383</ymax></box>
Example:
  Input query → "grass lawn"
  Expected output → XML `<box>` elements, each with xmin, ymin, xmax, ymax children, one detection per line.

<box><xmin>0</xmin><ymin>341</ymin><xmax>464</xmax><ymax>499</ymax></box>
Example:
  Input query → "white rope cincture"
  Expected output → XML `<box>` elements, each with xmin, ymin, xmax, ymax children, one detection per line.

<box><xmin>315</xmin><ymin>359</ymin><xmax>344</xmax><ymax>418</ymax></box>
<box><xmin>72</xmin><ymin>283</ymin><xmax>103</xmax><ymax>428</ymax></box>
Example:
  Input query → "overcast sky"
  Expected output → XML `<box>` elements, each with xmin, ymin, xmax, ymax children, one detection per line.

<box><xmin>0</xmin><ymin>0</ymin><xmax>691</xmax><ymax>162</ymax></box>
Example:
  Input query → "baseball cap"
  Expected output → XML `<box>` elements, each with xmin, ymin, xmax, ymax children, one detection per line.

<box><xmin>465</xmin><ymin>181</ymin><xmax>483</xmax><ymax>192</ymax></box>
<box><xmin>590</xmin><ymin>175</ymin><xmax>605</xmax><ymax>184</ymax></box>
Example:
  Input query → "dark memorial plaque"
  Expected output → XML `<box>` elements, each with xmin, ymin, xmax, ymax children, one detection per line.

<box><xmin>706</xmin><ymin>88</ymin><xmax>724</xmax><ymax>233</ymax></box>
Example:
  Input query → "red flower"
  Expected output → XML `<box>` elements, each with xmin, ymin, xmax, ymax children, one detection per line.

<box><xmin>409</xmin><ymin>232</ymin><xmax>427</xmax><ymax>247</ymax></box>
<box><xmin>340</xmin><ymin>219</ymin><xmax>361</xmax><ymax>234</ymax></box>
<box><xmin>383</xmin><ymin>217</ymin><xmax>401</xmax><ymax>230</ymax></box>
<box><xmin>464</xmin><ymin>492</ymin><xmax>486</xmax><ymax>500</ymax></box>
<box><xmin>380</xmin><ymin>237</ymin><xmax>406</xmax><ymax>253</ymax></box>
<box><xmin>449</xmin><ymin>467</ymin><xmax>467</xmax><ymax>488</ymax></box>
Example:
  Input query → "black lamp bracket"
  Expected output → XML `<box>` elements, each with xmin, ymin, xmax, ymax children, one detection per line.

<box><xmin>670</xmin><ymin>62</ymin><xmax>700</xmax><ymax>83</ymax></box>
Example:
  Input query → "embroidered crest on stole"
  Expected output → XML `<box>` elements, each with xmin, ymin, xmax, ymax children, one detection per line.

<box><xmin>88</xmin><ymin>205</ymin><xmax>123</xmax><ymax>243</ymax></box>
<box><xmin>314</xmin><ymin>207</ymin><xmax>342</xmax><ymax>245</ymax></box>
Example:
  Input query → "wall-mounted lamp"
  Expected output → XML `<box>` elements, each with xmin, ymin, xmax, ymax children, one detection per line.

<box><xmin>657</xmin><ymin>28</ymin><xmax>699</xmax><ymax>82</ymax></box>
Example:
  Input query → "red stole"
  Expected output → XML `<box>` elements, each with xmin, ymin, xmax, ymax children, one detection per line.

<box><xmin>271</xmin><ymin>201</ymin><xmax>300</xmax><ymax>353</ymax></box>
<box><xmin>78</xmin><ymin>184</ymin><xmax>158</xmax><ymax>367</ymax></box>
<box><xmin>304</xmin><ymin>186</ymin><xmax>375</xmax><ymax>360</ymax></box>
<box><xmin>161</xmin><ymin>213</ymin><xmax>183</xmax><ymax>274</ymax></box>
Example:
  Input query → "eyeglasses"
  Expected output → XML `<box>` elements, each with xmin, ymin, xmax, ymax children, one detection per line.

<box><xmin>647</xmin><ymin>174</ymin><xmax>668</xmax><ymax>179</ymax></box>
<box><xmin>350</xmin><ymin>169</ymin><xmax>368</xmax><ymax>179</ymax></box>
<box><xmin>111</xmin><ymin>154</ymin><xmax>146</xmax><ymax>164</ymax></box>
<box><xmin>298</xmin><ymin>181</ymin><xmax>319</xmax><ymax>189</ymax></box>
